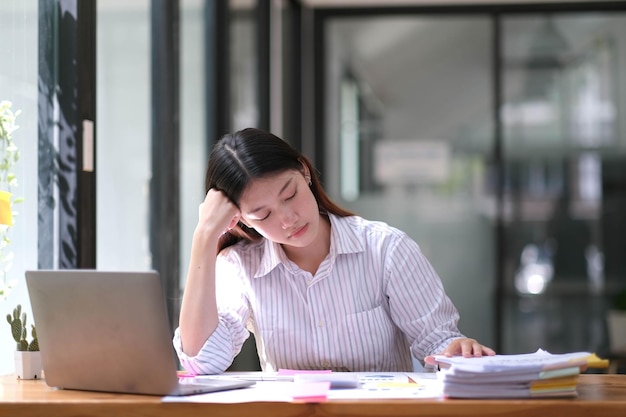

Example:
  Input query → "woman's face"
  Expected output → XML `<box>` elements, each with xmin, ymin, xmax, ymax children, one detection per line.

<box><xmin>238</xmin><ymin>169</ymin><xmax>320</xmax><ymax>248</ymax></box>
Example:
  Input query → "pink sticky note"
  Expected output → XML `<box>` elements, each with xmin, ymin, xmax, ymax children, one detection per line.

<box><xmin>290</xmin><ymin>381</ymin><xmax>331</xmax><ymax>402</ymax></box>
<box><xmin>177</xmin><ymin>370</ymin><xmax>197</xmax><ymax>378</ymax></box>
<box><xmin>278</xmin><ymin>368</ymin><xmax>332</xmax><ymax>376</ymax></box>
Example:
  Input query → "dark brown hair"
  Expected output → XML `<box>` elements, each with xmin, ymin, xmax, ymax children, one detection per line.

<box><xmin>205</xmin><ymin>128</ymin><xmax>353</xmax><ymax>252</ymax></box>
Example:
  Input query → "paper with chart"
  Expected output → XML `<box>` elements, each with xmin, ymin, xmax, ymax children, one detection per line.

<box><xmin>164</xmin><ymin>371</ymin><xmax>442</xmax><ymax>402</ymax></box>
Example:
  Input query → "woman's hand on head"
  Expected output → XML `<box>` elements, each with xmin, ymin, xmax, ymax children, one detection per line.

<box><xmin>197</xmin><ymin>189</ymin><xmax>241</xmax><ymax>238</ymax></box>
<box><xmin>424</xmin><ymin>338</ymin><xmax>496</xmax><ymax>365</ymax></box>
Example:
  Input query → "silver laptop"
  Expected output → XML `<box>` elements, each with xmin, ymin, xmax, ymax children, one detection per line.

<box><xmin>25</xmin><ymin>269</ymin><xmax>254</xmax><ymax>396</ymax></box>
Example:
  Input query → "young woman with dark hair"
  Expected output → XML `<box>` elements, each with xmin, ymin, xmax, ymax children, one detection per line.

<box><xmin>174</xmin><ymin>128</ymin><xmax>494</xmax><ymax>374</ymax></box>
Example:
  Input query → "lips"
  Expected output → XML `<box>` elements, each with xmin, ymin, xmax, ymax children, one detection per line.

<box><xmin>289</xmin><ymin>223</ymin><xmax>309</xmax><ymax>239</ymax></box>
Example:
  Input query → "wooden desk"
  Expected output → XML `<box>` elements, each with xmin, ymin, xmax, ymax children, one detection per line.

<box><xmin>1</xmin><ymin>374</ymin><xmax>625</xmax><ymax>417</ymax></box>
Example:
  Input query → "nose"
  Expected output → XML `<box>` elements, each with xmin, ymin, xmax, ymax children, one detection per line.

<box><xmin>280</xmin><ymin>208</ymin><xmax>298</xmax><ymax>229</ymax></box>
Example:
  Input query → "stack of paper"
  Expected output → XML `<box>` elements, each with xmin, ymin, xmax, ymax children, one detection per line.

<box><xmin>433</xmin><ymin>349</ymin><xmax>607</xmax><ymax>399</ymax></box>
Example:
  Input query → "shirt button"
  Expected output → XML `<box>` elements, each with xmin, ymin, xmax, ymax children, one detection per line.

<box><xmin>317</xmin><ymin>320</ymin><xmax>325</xmax><ymax>328</ymax></box>
<box><xmin>322</xmin><ymin>360</ymin><xmax>330</xmax><ymax>368</ymax></box>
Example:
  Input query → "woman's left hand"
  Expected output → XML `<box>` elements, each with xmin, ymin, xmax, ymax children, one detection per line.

<box><xmin>442</xmin><ymin>338</ymin><xmax>496</xmax><ymax>357</ymax></box>
<box><xmin>425</xmin><ymin>338</ymin><xmax>496</xmax><ymax>365</ymax></box>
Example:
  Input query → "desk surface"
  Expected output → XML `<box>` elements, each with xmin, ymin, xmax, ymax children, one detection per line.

<box><xmin>1</xmin><ymin>374</ymin><xmax>625</xmax><ymax>417</ymax></box>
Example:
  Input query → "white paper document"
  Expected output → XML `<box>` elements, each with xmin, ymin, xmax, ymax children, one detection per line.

<box><xmin>163</xmin><ymin>372</ymin><xmax>442</xmax><ymax>403</ymax></box>
<box><xmin>433</xmin><ymin>349</ymin><xmax>594</xmax><ymax>372</ymax></box>
<box><xmin>432</xmin><ymin>349</ymin><xmax>596</xmax><ymax>399</ymax></box>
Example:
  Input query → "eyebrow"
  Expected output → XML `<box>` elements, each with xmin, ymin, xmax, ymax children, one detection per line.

<box><xmin>248</xmin><ymin>176</ymin><xmax>294</xmax><ymax>215</ymax></box>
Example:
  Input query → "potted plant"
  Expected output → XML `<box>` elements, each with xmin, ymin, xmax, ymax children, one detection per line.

<box><xmin>607</xmin><ymin>289</ymin><xmax>626</xmax><ymax>354</ymax></box>
<box><xmin>6</xmin><ymin>304</ymin><xmax>41</xmax><ymax>379</ymax></box>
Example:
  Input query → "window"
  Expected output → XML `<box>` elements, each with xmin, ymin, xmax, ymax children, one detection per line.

<box><xmin>0</xmin><ymin>0</ymin><xmax>39</xmax><ymax>374</ymax></box>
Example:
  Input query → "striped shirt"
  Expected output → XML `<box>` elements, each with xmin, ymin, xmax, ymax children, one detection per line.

<box><xmin>173</xmin><ymin>214</ymin><xmax>463</xmax><ymax>374</ymax></box>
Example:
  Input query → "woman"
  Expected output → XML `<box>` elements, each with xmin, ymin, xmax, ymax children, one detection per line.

<box><xmin>174</xmin><ymin>128</ymin><xmax>494</xmax><ymax>374</ymax></box>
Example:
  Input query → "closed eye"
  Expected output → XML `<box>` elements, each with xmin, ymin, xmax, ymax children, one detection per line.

<box><xmin>285</xmin><ymin>190</ymin><xmax>297</xmax><ymax>201</ymax></box>
<box><xmin>255</xmin><ymin>190</ymin><xmax>295</xmax><ymax>222</ymax></box>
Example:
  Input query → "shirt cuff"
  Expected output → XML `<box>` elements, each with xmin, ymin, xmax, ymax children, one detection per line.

<box><xmin>173</xmin><ymin>311</ymin><xmax>250</xmax><ymax>375</ymax></box>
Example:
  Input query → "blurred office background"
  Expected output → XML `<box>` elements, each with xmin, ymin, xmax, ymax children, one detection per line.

<box><xmin>0</xmin><ymin>0</ymin><xmax>625</xmax><ymax>374</ymax></box>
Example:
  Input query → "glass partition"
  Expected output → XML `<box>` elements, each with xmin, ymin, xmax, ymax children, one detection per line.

<box><xmin>324</xmin><ymin>10</ymin><xmax>626</xmax><ymax>357</ymax></box>
<box><xmin>96</xmin><ymin>1</ymin><xmax>152</xmax><ymax>270</ymax></box>
<box><xmin>325</xmin><ymin>15</ymin><xmax>497</xmax><ymax>348</ymax></box>
<box><xmin>501</xmin><ymin>13</ymin><xmax>626</xmax><ymax>355</ymax></box>
<box><xmin>231</xmin><ymin>0</ymin><xmax>259</xmax><ymax>130</ymax></box>
<box><xmin>0</xmin><ymin>0</ymin><xmax>39</xmax><ymax>375</ymax></box>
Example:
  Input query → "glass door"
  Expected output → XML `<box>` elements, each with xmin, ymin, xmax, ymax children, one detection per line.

<box><xmin>324</xmin><ymin>15</ymin><xmax>497</xmax><ymax>349</ymax></box>
<box><xmin>501</xmin><ymin>13</ymin><xmax>626</xmax><ymax>355</ymax></box>
<box><xmin>322</xmin><ymin>8</ymin><xmax>626</xmax><ymax>358</ymax></box>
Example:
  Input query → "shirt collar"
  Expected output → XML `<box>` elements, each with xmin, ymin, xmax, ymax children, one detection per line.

<box><xmin>328</xmin><ymin>213</ymin><xmax>364</xmax><ymax>256</ymax></box>
<box><xmin>253</xmin><ymin>213</ymin><xmax>364</xmax><ymax>278</ymax></box>
<box><xmin>253</xmin><ymin>239</ymin><xmax>286</xmax><ymax>278</ymax></box>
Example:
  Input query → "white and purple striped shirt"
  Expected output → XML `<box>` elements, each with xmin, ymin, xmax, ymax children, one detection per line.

<box><xmin>174</xmin><ymin>214</ymin><xmax>463</xmax><ymax>374</ymax></box>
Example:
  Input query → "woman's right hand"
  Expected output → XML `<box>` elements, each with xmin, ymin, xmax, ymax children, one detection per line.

<box><xmin>197</xmin><ymin>189</ymin><xmax>241</xmax><ymax>239</ymax></box>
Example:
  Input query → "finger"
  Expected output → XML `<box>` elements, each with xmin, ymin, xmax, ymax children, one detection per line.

<box><xmin>462</xmin><ymin>339</ymin><xmax>476</xmax><ymax>357</ymax></box>
<box><xmin>483</xmin><ymin>346</ymin><xmax>496</xmax><ymax>356</ymax></box>
<box><xmin>459</xmin><ymin>342</ymin><xmax>469</xmax><ymax>357</ymax></box>
<box><xmin>442</xmin><ymin>341</ymin><xmax>459</xmax><ymax>357</ymax></box>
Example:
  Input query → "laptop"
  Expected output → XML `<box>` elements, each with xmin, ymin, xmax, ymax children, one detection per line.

<box><xmin>25</xmin><ymin>269</ymin><xmax>254</xmax><ymax>396</ymax></box>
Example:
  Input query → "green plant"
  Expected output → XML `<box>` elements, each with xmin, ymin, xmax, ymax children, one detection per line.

<box><xmin>0</xmin><ymin>100</ymin><xmax>22</xmax><ymax>300</ymax></box>
<box><xmin>6</xmin><ymin>304</ymin><xmax>38</xmax><ymax>351</ymax></box>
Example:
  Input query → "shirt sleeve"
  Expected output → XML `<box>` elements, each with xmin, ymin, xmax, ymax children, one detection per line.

<box><xmin>383</xmin><ymin>233</ymin><xmax>464</xmax><ymax>361</ymax></box>
<box><xmin>173</xmin><ymin>252</ymin><xmax>251</xmax><ymax>375</ymax></box>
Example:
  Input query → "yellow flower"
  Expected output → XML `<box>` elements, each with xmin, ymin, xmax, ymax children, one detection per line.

<box><xmin>0</xmin><ymin>191</ymin><xmax>11</xmax><ymax>226</ymax></box>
